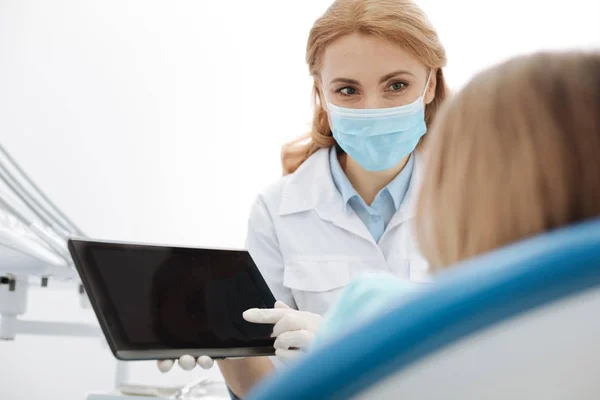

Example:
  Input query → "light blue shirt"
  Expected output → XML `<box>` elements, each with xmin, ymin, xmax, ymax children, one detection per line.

<box><xmin>329</xmin><ymin>146</ymin><xmax>414</xmax><ymax>242</ymax></box>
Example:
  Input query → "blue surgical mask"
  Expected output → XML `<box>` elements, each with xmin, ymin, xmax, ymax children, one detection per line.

<box><xmin>327</xmin><ymin>72</ymin><xmax>432</xmax><ymax>172</ymax></box>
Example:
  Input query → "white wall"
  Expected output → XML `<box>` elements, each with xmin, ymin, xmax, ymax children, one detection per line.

<box><xmin>0</xmin><ymin>1</ymin><xmax>598</xmax><ymax>399</ymax></box>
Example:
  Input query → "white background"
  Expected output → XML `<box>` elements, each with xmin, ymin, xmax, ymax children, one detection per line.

<box><xmin>0</xmin><ymin>1</ymin><xmax>598</xmax><ymax>399</ymax></box>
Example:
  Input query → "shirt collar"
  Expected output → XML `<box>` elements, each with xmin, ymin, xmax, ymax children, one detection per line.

<box><xmin>329</xmin><ymin>147</ymin><xmax>415</xmax><ymax>214</ymax></box>
<box><xmin>386</xmin><ymin>153</ymin><xmax>415</xmax><ymax>210</ymax></box>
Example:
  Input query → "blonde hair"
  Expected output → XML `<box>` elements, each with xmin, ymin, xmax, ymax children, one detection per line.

<box><xmin>281</xmin><ymin>0</ymin><xmax>449</xmax><ymax>175</ymax></box>
<box><xmin>416</xmin><ymin>51</ymin><xmax>600</xmax><ymax>269</ymax></box>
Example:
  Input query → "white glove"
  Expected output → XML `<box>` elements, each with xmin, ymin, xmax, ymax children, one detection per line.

<box><xmin>157</xmin><ymin>355</ymin><xmax>214</xmax><ymax>373</ymax></box>
<box><xmin>243</xmin><ymin>301</ymin><xmax>322</xmax><ymax>363</ymax></box>
<box><xmin>157</xmin><ymin>301</ymin><xmax>320</xmax><ymax>371</ymax></box>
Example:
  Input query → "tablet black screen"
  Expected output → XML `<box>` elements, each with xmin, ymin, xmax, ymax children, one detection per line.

<box><xmin>71</xmin><ymin>241</ymin><xmax>276</xmax><ymax>351</ymax></box>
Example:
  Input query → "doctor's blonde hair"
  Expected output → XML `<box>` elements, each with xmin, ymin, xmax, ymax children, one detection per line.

<box><xmin>416</xmin><ymin>51</ymin><xmax>600</xmax><ymax>269</ymax></box>
<box><xmin>281</xmin><ymin>0</ymin><xmax>449</xmax><ymax>175</ymax></box>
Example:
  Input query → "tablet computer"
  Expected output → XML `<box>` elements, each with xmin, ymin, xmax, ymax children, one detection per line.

<box><xmin>68</xmin><ymin>238</ymin><xmax>276</xmax><ymax>360</ymax></box>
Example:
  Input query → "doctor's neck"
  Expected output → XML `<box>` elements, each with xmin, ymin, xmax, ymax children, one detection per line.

<box><xmin>340</xmin><ymin>152</ymin><xmax>410</xmax><ymax>206</ymax></box>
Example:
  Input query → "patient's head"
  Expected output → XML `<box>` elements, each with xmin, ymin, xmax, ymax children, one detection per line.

<box><xmin>416</xmin><ymin>51</ymin><xmax>600</xmax><ymax>269</ymax></box>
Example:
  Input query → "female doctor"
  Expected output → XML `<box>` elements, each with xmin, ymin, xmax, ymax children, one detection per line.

<box><xmin>159</xmin><ymin>0</ymin><xmax>449</xmax><ymax>397</ymax></box>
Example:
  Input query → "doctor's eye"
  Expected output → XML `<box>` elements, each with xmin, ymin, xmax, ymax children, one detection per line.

<box><xmin>388</xmin><ymin>81</ymin><xmax>408</xmax><ymax>92</ymax></box>
<box><xmin>337</xmin><ymin>86</ymin><xmax>357</xmax><ymax>96</ymax></box>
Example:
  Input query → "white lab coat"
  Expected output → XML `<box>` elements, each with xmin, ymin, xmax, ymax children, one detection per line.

<box><xmin>246</xmin><ymin>147</ymin><xmax>430</xmax><ymax>316</ymax></box>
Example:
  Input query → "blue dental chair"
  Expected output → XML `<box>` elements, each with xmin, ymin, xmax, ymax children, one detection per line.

<box><xmin>248</xmin><ymin>217</ymin><xmax>600</xmax><ymax>400</ymax></box>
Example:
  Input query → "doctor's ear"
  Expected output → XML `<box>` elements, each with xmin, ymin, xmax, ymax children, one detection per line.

<box><xmin>424</xmin><ymin>69</ymin><xmax>438</xmax><ymax>105</ymax></box>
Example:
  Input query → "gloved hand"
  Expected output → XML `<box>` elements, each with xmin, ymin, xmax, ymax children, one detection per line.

<box><xmin>157</xmin><ymin>355</ymin><xmax>215</xmax><ymax>373</ymax></box>
<box><xmin>243</xmin><ymin>301</ymin><xmax>322</xmax><ymax>363</ymax></box>
<box><xmin>157</xmin><ymin>301</ymin><xmax>321</xmax><ymax>372</ymax></box>
<box><xmin>157</xmin><ymin>355</ymin><xmax>248</xmax><ymax>373</ymax></box>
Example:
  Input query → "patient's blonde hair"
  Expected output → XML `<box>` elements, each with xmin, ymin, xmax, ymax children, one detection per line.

<box><xmin>281</xmin><ymin>0</ymin><xmax>449</xmax><ymax>175</ymax></box>
<box><xmin>416</xmin><ymin>51</ymin><xmax>600</xmax><ymax>269</ymax></box>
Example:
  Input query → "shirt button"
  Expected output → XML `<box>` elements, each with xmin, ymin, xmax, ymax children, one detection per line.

<box><xmin>371</xmin><ymin>215</ymin><xmax>381</xmax><ymax>222</ymax></box>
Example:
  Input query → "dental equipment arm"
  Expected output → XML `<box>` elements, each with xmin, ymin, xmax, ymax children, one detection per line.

<box><xmin>0</xmin><ymin>142</ymin><xmax>84</xmax><ymax>237</ymax></box>
<box><xmin>0</xmin><ymin>142</ymin><xmax>100</xmax><ymax>340</ymax></box>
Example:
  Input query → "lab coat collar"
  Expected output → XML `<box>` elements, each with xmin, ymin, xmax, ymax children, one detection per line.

<box><xmin>279</xmin><ymin>147</ymin><xmax>339</xmax><ymax>216</ymax></box>
<box><xmin>279</xmin><ymin>147</ymin><xmax>375</xmax><ymax>243</ymax></box>
<box><xmin>279</xmin><ymin>147</ymin><xmax>424</xmax><ymax>242</ymax></box>
<box><xmin>328</xmin><ymin>147</ymin><xmax>360</xmax><ymax>216</ymax></box>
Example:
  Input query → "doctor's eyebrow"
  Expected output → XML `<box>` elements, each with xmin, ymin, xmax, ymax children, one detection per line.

<box><xmin>330</xmin><ymin>77</ymin><xmax>360</xmax><ymax>86</ymax></box>
<box><xmin>378</xmin><ymin>70</ymin><xmax>415</xmax><ymax>83</ymax></box>
<box><xmin>329</xmin><ymin>70</ymin><xmax>416</xmax><ymax>86</ymax></box>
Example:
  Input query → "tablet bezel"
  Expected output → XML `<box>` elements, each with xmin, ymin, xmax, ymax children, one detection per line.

<box><xmin>68</xmin><ymin>237</ymin><xmax>277</xmax><ymax>360</ymax></box>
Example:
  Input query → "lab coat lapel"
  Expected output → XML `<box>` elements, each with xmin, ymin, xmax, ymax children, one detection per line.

<box><xmin>279</xmin><ymin>147</ymin><xmax>377</xmax><ymax>245</ymax></box>
<box><xmin>315</xmin><ymin>200</ymin><xmax>376</xmax><ymax>245</ymax></box>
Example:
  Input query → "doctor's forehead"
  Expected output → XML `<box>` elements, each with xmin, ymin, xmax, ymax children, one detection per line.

<box><xmin>319</xmin><ymin>33</ymin><xmax>425</xmax><ymax>84</ymax></box>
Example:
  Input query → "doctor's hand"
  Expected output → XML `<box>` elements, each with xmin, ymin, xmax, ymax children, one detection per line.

<box><xmin>157</xmin><ymin>355</ymin><xmax>215</xmax><ymax>373</ymax></box>
<box><xmin>243</xmin><ymin>301</ymin><xmax>322</xmax><ymax>363</ymax></box>
<box><xmin>157</xmin><ymin>355</ymin><xmax>247</xmax><ymax>373</ymax></box>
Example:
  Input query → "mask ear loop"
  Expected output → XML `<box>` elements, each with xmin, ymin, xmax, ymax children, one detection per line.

<box><xmin>421</xmin><ymin>69</ymin><xmax>433</xmax><ymax>99</ymax></box>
